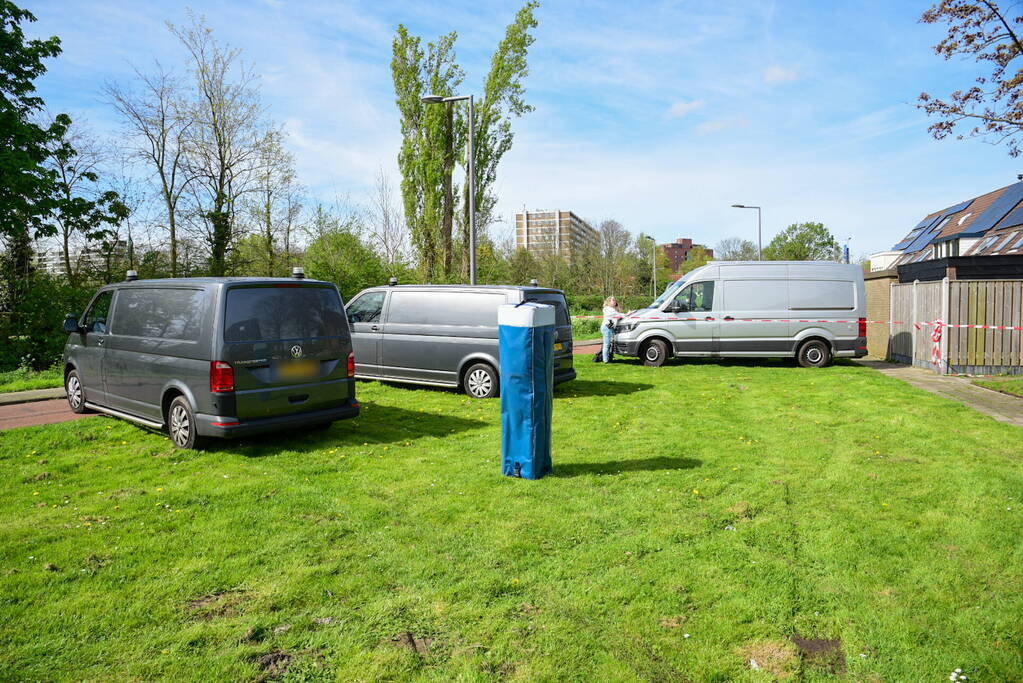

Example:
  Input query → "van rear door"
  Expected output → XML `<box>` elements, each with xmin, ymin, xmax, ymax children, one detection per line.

<box><xmin>221</xmin><ymin>284</ymin><xmax>354</xmax><ymax>419</ymax></box>
<box><xmin>524</xmin><ymin>290</ymin><xmax>575</xmax><ymax>381</ymax></box>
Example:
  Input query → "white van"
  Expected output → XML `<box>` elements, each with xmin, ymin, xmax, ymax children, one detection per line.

<box><xmin>613</xmin><ymin>261</ymin><xmax>867</xmax><ymax>367</ymax></box>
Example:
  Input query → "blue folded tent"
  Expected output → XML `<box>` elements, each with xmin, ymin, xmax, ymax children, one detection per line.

<box><xmin>498</xmin><ymin>302</ymin><xmax>555</xmax><ymax>480</ymax></box>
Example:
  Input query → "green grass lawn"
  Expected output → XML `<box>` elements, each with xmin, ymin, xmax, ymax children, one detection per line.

<box><xmin>974</xmin><ymin>377</ymin><xmax>1023</xmax><ymax>399</ymax></box>
<box><xmin>2</xmin><ymin>360</ymin><xmax>1022</xmax><ymax>681</ymax></box>
<box><xmin>0</xmin><ymin>366</ymin><xmax>63</xmax><ymax>394</ymax></box>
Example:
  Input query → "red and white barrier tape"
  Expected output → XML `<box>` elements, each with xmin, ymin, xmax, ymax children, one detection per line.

<box><xmin>571</xmin><ymin>315</ymin><xmax>1023</xmax><ymax>330</ymax></box>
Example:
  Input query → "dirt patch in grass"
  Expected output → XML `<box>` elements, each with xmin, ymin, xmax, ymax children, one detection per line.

<box><xmin>792</xmin><ymin>634</ymin><xmax>846</xmax><ymax>675</ymax></box>
<box><xmin>23</xmin><ymin>472</ymin><xmax>50</xmax><ymax>482</ymax></box>
<box><xmin>390</xmin><ymin>632</ymin><xmax>435</xmax><ymax>656</ymax></box>
<box><xmin>255</xmin><ymin>651</ymin><xmax>291</xmax><ymax>680</ymax></box>
<box><xmin>737</xmin><ymin>640</ymin><xmax>798</xmax><ymax>679</ymax></box>
<box><xmin>186</xmin><ymin>590</ymin><xmax>246</xmax><ymax>620</ymax></box>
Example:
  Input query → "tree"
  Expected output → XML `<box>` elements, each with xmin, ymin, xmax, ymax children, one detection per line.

<box><xmin>391</xmin><ymin>26</ymin><xmax>463</xmax><ymax>282</ymax></box>
<box><xmin>762</xmin><ymin>222</ymin><xmax>840</xmax><ymax>261</ymax></box>
<box><xmin>918</xmin><ymin>0</ymin><xmax>1023</xmax><ymax>156</ymax></box>
<box><xmin>678</xmin><ymin>246</ymin><xmax>712</xmax><ymax>274</ymax></box>
<box><xmin>715</xmin><ymin>237</ymin><xmax>758</xmax><ymax>261</ymax></box>
<box><xmin>0</xmin><ymin>0</ymin><xmax>73</xmax><ymax>312</ymax></box>
<box><xmin>170</xmin><ymin>12</ymin><xmax>264</xmax><ymax>276</ymax></box>
<box><xmin>244</xmin><ymin>128</ymin><xmax>300</xmax><ymax>276</ymax></box>
<box><xmin>45</xmin><ymin>120</ymin><xmax>128</xmax><ymax>284</ymax></box>
<box><xmin>303</xmin><ymin>204</ymin><xmax>387</xmax><ymax>301</ymax></box>
<box><xmin>461</xmin><ymin>2</ymin><xmax>538</xmax><ymax>276</ymax></box>
<box><xmin>367</xmin><ymin>168</ymin><xmax>408</xmax><ymax>268</ymax></box>
<box><xmin>104</xmin><ymin>61</ymin><xmax>192</xmax><ymax>276</ymax></box>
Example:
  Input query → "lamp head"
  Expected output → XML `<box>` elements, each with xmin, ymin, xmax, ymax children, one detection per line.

<box><xmin>421</xmin><ymin>94</ymin><xmax>446</xmax><ymax>104</ymax></box>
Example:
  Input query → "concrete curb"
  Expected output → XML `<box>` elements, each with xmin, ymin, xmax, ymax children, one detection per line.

<box><xmin>0</xmin><ymin>387</ymin><xmax>66</xmax><ymax>406</ymax></box>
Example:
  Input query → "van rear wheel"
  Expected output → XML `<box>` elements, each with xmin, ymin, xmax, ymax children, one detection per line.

<box><xmin>168</xmin><ymin>396</ymin><xmax>205</xmax><ymax>449</ymax></box>
<box><xmin>464</xmin><ymin>363</ymin><xmax>498</xmax><ymax>399</ymax></box>
<box><xmin>797</xmin><ymin>339</ymin><xmax>832</xmax><ymax>368</ymax></box>
<box><xmin>642</xmin><ymin>339</ymin><xmax>669</xmax><ymax>367</ymax></box>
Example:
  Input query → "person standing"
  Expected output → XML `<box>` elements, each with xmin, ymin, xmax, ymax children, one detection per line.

<box><xmin>601</xmin><ymin>296</ymin><xmax>622</xmax><ymax>363</ymax></box>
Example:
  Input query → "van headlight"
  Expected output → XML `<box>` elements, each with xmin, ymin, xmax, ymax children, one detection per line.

<box><xmin>616</xmin><ymin>322</ymin><xmax>637</xmax><ymax>333</ymax></box>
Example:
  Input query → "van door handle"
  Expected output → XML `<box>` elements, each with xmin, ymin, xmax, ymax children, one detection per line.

<box><xmin>723</xmin><ymin>316</ymin><xmax>734</xmax><ymax>321</ymax></box>
<box><xmin>96</xmin><ymin>337</ymin><xmax>105</xmax><ymax>346</ymax></box>
<box><xmin>704</xmin><ymin>316</ymin><xmax>715</xmax><ymax>322</ymax></box>
<box><xmin>370</xmin><ymin>325</ymin><xmax>380</xmax><ymax>331</ymax></box>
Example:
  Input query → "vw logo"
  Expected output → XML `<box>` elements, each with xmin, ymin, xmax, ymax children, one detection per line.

<box><xmin>290</xmin><ymin>344</ymin><xmax>303</xmax><ymax>358</ymax></box>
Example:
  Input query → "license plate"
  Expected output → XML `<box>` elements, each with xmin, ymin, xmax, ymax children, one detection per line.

<box><xmin>278</xmin><ymin>359</ymin><xmax>319</xmax><ymax>381</ymax></box>
<box><xmin>553</xmin><ymin>342</ymin><xmax>563</xmax><ymax>351</ymax></box>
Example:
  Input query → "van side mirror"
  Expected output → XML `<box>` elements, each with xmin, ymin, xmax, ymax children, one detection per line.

<box><xmin>63</xmin><ymin>314</ymin><xmax>81</xmax><ymax>334</ymax></box>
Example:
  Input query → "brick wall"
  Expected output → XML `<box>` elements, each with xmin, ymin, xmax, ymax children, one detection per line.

<box><xmin>865</xmin><ymin>270</ymin><xmax>896</xmax><ymax>359</ymax></box>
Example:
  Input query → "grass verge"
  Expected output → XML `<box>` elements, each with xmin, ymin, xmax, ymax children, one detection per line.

<box><xmin>973</xmin><ymin>377</ymin><xmax>1023</xmax><ymax>399</ymax></box>
<box><xmin>0</xmin><ymin>366</ymin><xmax>63</xmax><ymax>394</ymax></box>
<box><xmin>1</xmin><ymin>360</ymin><xmax>1021</xmax><ymax>680</ymax></box>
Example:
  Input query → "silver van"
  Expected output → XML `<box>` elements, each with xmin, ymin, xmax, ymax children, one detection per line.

<box><xmin>613</xmin><ymin>261</ymin><xmax>867</xmax><ymax>367</ymax></box>
<box><xmin>345</xmin><ymin>284</ymin><xmax>576</xmax><ymax>398</ymax></box>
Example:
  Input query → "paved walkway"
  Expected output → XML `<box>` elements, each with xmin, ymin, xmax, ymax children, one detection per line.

<box><xmin>855</xmin><ymin>359</ymin><xmax>1023</xmax><ymax>427</ymax></box>
<box><xmin>0</xmin><ymin>387</ymin><xmax>64</xmax><ymax>406</ymax></box>
<box><xmin>0</xmin><ymin>398</ymin><xmax>92</xmax><ymax>431</ymax></box>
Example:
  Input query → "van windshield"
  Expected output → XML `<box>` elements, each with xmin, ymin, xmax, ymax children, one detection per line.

<box><xmin>650</xmin><ymin>276</ymin><xmax>688</xmax><ymax>308</ymax></box>
<box><xmin>224</xmin><ymin>286</ymin><xmax>348</xmax><ymax>342</ymax></box>
<box><xmin>525</xmin><ymin>291</ymin><xmax>570</xmax><ymax>326</ymax></box>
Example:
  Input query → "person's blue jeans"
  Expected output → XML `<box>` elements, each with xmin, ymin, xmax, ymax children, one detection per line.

<box><xmin>601</xmin><ymin>325</ymin><xmax>614</xmax><ymax>362</ymax></box>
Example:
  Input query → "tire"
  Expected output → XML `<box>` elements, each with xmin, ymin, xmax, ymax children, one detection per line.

<box><xmin>463</xmin><ymin>362</ymin><xmax>498</xmax><ymax>399</ymax></box>
<box><xmin>797</xmin><ymin>339</ymin><xmax>832</xmax><ymax>368</ymax></box>
<box><xmin>65</xmin><ymin>369</ymin><xmax>89</xmax><ymax>414</ymax></box>
<box><xmin>642</xmin><ymin>339</ymin><xmax>670</xmax><ymax>367</ymax></box>
<box><xmin>167</xmin><ymin>396</ymin><xmax>205</xmax><ymax>449</ymax></box>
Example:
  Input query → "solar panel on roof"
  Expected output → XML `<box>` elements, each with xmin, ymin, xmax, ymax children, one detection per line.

<box><xmin>996</xmin><ymin>205</ymin><xmax>1023</xmax><ymax>229</ymax></box>
<box><xmin>955</xmin><ymin>181</ymin><xmax>1023</xmax><ymax>237</ymax></box>
<box><xmin>891</xmin><ymin>199</ymin><xmax>975</xmax><ymax>251</ymax></box>
<box><xmin>1013</xmin><ymin>233</ymin><xmax>1023</xmax><ymax>250</ymax></box>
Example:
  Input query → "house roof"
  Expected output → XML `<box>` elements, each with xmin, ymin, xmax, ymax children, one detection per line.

<box><xmin>890</xmin><ymin>182</ymin><xmax>1023</xmax><ymax>266</ymax></box>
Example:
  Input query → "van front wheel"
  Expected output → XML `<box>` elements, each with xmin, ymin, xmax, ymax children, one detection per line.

<box><xmin>797</xmin><ymin>339</ymin><xmax>832</xmax><ymax>368</ymax></box>
<box><xmin>464</xmin><ymin>363</ymin><xmax>498</xmax><ymax>399</ymax></box>
<box><xmin>642</xmin><ymin>339</ymin><xmax>670</xmax><ymax>367</ymax></box>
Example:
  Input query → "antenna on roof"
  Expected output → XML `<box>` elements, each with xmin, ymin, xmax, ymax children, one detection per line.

<box><xmin>1017</xmin><ymin>174</ymin><xmax>1022</xmax><ymax>181</ymax></box>
<box><xmin>529</xmin><ymin>279</ymin><xmax>539</xmax><ymax>287</ymax></box>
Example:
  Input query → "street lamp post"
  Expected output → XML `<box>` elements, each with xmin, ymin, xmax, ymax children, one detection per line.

<box><xmin>644</xmin><ymin>235</ymin><xmax>657</xmax><ymax>297</ymax></box>
<box><xmin>730</xmin><ymin>204</ymin><xmax>762</xmax><ymax>260</ymax></box>
<box><xmin>423</xmin><ymin>93</ymin><xmax>476</xmax><ymax>284</ymax></box>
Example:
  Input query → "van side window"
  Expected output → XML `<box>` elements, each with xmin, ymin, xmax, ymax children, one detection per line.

<box><xmin>388</xmin><ymin>291</ymin><xmax>505</xmax><ymax>326</ymax></box>
<box><xmin>671</xmin><ymin>281</ymin><xmax>714</xmax><ymax>312</ymax></box>
<box><xmin>347</xmin><ymin>292</ymin><xmax>385</xmax><ymax>323</ymax></box>
<box><xmin>82</xmin><ymin>291</ymin><xmax>114</xmax><ymax>334</ymax></box>
<box><xmin>113</xmin><ymin>288</ymin><xmax>206</xmax><ymax>341</ymax></box>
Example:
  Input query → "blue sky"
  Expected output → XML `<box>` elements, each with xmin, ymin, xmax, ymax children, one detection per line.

<box><xmin>29</xmin><ymin>0</ymin><xmax>1023</xmax><ymax>257</ymax></box>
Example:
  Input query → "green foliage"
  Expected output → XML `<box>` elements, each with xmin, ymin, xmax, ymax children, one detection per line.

<box><xmin>0</xmin><ymin>364</ymin><xmax>61</xmax><ymax>392</ymax></box>
<box><xmin>3</xmin><ymin>363</ymin><xmax>1023</xmax><ymax>679</ymax></box>
<box><xmin>0</xmin><ymin>272</ymin><xmax>92</xmax><ymax>370</ymax></box>
<box><xmin>918</xmin><ymin>0</ymin><xmax>1023</xmax><ymax>156</ymax></box>
<box><xmin>678</xmin><ymin>246</ymin><xmax>711</xmax><ymax>275</ymax></box>
<box><xmin>0</xmin><ymin>1</ymin><xmax>70</xmax><ymax>242</ymax></box>
<box><xmin>763</xmin><ymin>221</ymin><xmax>840</xmax><ymax>261</ymax></box>
<box><xmin>304</xmin><ymin>225</ymin><xmax>389</xmax><ymax>302</ymax></box>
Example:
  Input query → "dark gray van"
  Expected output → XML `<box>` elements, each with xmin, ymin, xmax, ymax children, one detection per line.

<box><xmin>62</xmin><ymin>272</ymin><xmax>359</xmax><ymax>448</ymax></box>
<box><xmin>345</xmin><ymin>284</ymin><xmax>576</xmax><ymax>398</ymax></box>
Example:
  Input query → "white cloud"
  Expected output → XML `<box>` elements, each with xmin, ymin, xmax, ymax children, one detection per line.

<box><xmin>763</xmin><ymin>65</ymin><xmax>799</xmax><ymax>84</ymax></box>
<box><xmin>667</xmin><ymin>99</ymin><xmax>705</xmax><ymax>118</ymax></box>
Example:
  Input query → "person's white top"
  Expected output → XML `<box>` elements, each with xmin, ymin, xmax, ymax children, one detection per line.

<box><xmin>602</xmin><ymin>305</ymin><xmax>621</xmax><ymax>327</ymax></box>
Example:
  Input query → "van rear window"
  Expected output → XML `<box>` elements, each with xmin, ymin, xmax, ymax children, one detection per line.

<box><xmin>525</xmin><ymin>292</ymin><xmax>570</xmax><ymax>326</ymax></box>
<box><xmin>224</xmin><ymin>286</ymin><xmax>348</xmax><ymax>342</ymax></box>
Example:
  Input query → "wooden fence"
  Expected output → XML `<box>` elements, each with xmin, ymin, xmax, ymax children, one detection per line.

<box><xmin>888</xmin><ymin>279</ymin><xmax>1023</xmax><ymax>374</ymax></box>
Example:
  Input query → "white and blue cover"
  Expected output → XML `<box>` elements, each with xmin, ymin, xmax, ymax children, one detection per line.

<box><xmin>497</xmin><ymin>302</ymin><xmax>555</xmax><ymax>479</ymax></box>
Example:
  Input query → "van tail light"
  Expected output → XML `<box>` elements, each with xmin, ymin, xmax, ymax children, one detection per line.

<box><xmin>858</xmin><ymin>317</ymin><xmax>867</xmax><ymax>338</ymax></box>
<box><xmin>210</xmin><ymin>361</ymin><xmax>235</xmax><ymax>393</ymax></box>
<box><xmin>347</xmin><ymin>351</ymin><xmax>356</xmax><ymax>378</ymax></box>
